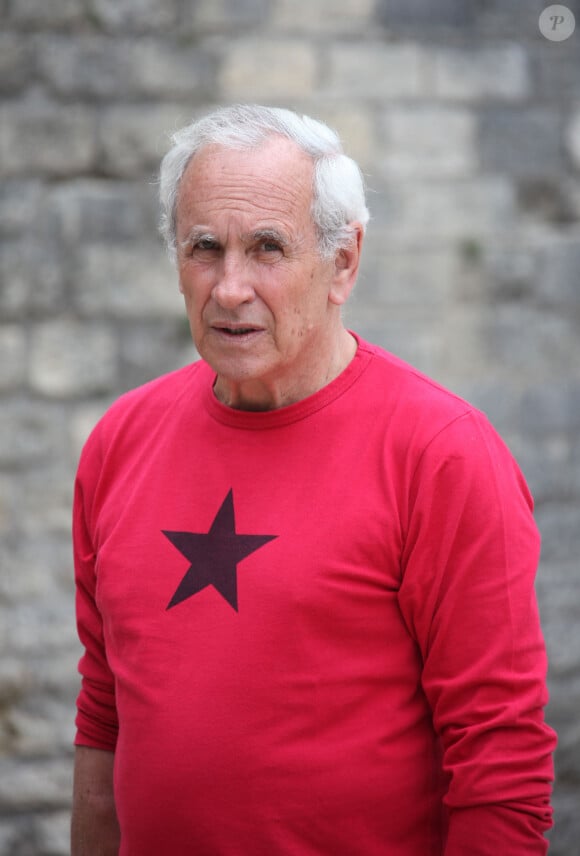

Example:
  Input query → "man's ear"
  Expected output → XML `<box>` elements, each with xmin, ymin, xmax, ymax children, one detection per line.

<box><xmin>328</xmin><ymin>223</ymin><xmax>364</xmax><ymax>307</ymax></box>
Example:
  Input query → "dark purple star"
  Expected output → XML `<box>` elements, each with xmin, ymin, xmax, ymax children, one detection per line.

<box><xmin>163</xmin><ymin>490</ymin><xmax>277</xmax><ymax>612</ymax></box>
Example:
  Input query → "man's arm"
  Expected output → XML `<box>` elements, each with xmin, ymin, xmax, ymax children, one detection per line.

<box><xmin>71</xmin><ymin>746</ymin><xmax>120</xmax><ymax>856</ymax></box>
<box><xmin>398</xmin><ymin>410</ymin><xmax>556</xmax><ymax>853</ymax></box>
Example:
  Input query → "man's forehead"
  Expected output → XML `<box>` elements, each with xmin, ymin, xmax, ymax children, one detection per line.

<box><xmin>185</xmin><ymin>136</ymin><xmax>314</xmax><ymax>187</ymax></box>
<box><xmin>177</xmin><ymin>138</ymin><xmax>315</xmax><ymax>230</ymax></box>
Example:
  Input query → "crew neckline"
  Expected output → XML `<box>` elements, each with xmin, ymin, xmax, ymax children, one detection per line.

<box><xmin>202</xmin><ymin>332</ymin><xmax>373</xmax><ymax>430</ymax></box>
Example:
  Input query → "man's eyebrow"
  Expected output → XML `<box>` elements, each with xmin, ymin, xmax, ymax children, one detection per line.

<box><xmin>250</xmin><ymin>228</ymin><xmax>290</xmax><ymax>246</ymax></box>
<box><xmin>180</xmin><ymin>227</ymin><xmax>217</xmax><ymax>247</ymax></box>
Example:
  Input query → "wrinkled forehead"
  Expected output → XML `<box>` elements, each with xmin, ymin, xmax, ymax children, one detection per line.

<box><xmin>176</xmin><ymin>137</ymin><xmax>317</xmax><ymax>235</ymax></box>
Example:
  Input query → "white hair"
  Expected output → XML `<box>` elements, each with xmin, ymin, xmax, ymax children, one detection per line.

<box><xmin>158</xmin><ymin>104</ymin><xmax>370</xmax><ymax>264</ymax></box>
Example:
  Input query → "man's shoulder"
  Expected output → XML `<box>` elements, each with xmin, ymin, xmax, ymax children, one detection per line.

<box><xmin>85</xmin><ymin>359</ymin><xmax>210</xmax><ymax>449</ymax></box>
<box><xmin>360</xmin><ymin>338</ymin><xmax>475</xmax><ymax>425</ymax></box>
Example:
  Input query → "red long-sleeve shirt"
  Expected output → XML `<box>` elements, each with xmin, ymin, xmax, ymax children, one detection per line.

<box><xmin>74</xmin><ymin>335</ymin><xmax>555</xmax><ymax>854</ymax></box>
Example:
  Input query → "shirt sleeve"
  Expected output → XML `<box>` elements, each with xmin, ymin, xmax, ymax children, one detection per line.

<box><xmin>397</xmin><ymin>409</ymin><xmax>556</xmax><ymax>855</ymax></box>
<box><xmin>73</xmin><ymin>425</ymin><xmax>119</xmax><ymax>752</ymax></box>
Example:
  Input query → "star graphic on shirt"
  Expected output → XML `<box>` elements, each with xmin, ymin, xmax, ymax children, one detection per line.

<box><xmin>163</xmin><ymin>489</ymin><xmax>277</xmax><ymax>612</ymax></box>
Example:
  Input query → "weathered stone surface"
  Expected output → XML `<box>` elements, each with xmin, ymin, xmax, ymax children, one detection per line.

<box><xmin>28</xmin><ymin>321</ymin><xmax>118</xmax><ymax>397</ymax></box>
<box><xmin>189</xmin><ymin>0</ymin><xmax>272</xmax><ymax>31</ymax></box>
<box><xmin>533</xmin><ymin>39</ymin><xmax>580</xmax><ymax>101</ymax></box>
<box><xmin>0</xmin><ymin>99</ymin><xmax>97</xmax><ymax>177</ymax></box>
<box><xmin>432</xmin><ymin>43</ymin><xmax>530</xmax><ymax>100</ymax></box>
<box><xmin>0</xmin><ymin>759</ymin><xmax>72</xmax><ymax>811</ymax></box>
<box><xmin>325</xmin><ymin>42</ymin><xmax>425</xmax><ymax>98</ymax></box>
<box><xmin>73</xmin><ymin>245</ymin><xmax>183</xmax><ymax>319</ymax></box>
<box><xmin>7</xmin><ymin>0</ymin><xmax>84</xmax><ymax>27</ymax></box>
<box><xmin>565</xmin><ymin>108</ymin><xmax>580</xmax><ymax>171</ymax></box>
<box><xmin>0</xmin><ymin>401</ymin><xmax>66</xmax><ymax>469</ymax></box>
<box><xmin>376</xmin><ymin>177</ymin><xmax>516</xmax><ymax>244</ymax></box>
<box><xmin>40</xmin><ymin>36</ymin><xmax>217</xmax><ymax>100</ymax></box>
<box><xmin>88</xmin><ymin>0</ymin><xmax>179</xmax><ymax>32</ymax></box>
<box><xmin>379</xmin><ymin>106</ymin><xmax>476</xmax><ymax>178</ymax></box>
<box><xmin>119</xmin><ymin>319</ymin><xmax>196</xmax><ymax>389</ymax></box>
<box><xmin>0</xmin><ymin>181</ymin><xmax>43</xmax><ymax>237</ymax></box>
<box><xmin>49</xmin><ymin>180</ymin><xmax>158</xmax><ymax>246</ymax></box>
<box><xmin>0</xmin><ymin>326</ymin><xmax>27</xmax><ymax>391</ymax></box>
<box><xmin>0</xmin><ymin>239</ymin><xmax>65</xmax><ymax>319</ymax></box>
<box><xmin>306</xmin><ymin>104</ymin><xmax>376</xmax><ymax>171</ymax></box>
<box><xmin>376</xmin><ymin>0</ymin><xmax>478</xmax><ymax>29</ymax></box>
<box><xmin>0</xmin><ymin>33</ymin><xmax>35</xmax><ymax>93</ymax></box>
<box><xmin>272</xmin><ymin>0</ymin><xmax>375</xmax><ymax>31</ymax></box>
<box><xmin>479</xmin><ymin>108</ymin><xmax>563</xmax><ymax>178</ymax></box>
<box><xmin>98</xmin><ymin>104</ymin><xmax>189</xmax><ymax>177</ymax></box>
<box><xmin>219</xmin><ymin>40</ymin><xmax>317</xmax><ymax>99</ymax></box>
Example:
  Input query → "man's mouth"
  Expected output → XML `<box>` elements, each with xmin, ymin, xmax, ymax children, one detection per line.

<box><xmin>213</xmin><ymin>325</ymin><xmax>262</xmax><ymax>337</ymax></box>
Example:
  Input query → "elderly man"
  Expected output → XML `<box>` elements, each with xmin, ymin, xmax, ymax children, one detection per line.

<box><xmin>71</xmin><ymin>105</ymin><xmax>555</xmax><ymax>855</ymax></box>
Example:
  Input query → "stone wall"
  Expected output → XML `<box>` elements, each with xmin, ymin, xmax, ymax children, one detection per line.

<box><xmin>1</xmin><ymin>1</ymin><xmax>579</xmax><ymax>853</ymax></box>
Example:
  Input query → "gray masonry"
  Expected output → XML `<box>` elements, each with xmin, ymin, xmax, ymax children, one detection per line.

<box><xmin>1</xmin><ymin>1</ymin><xmax>579</xmax><ymax>853</ymax></box>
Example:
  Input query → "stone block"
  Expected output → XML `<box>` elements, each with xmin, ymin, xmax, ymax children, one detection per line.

<box><xmin>219</xmin><ymin>39</ymin><xmax>317</xmax><ymax>99</ymax></box>
<box><xmin>0</xmin><ymin>758</ymin><xmax>72</xmax><ymax>811</ymax></box>
<box><xmin>535</xmin><ymin>506</ymin><xmax>580</xmax><ymax>564</ymax></box>
<box><xmin>119</xmin><ymin>319</ymin><xmax>196</xmax><ymax>390</ymax></box>
<box><xmin>533</xmin><ymin>39</ymin><xmax>580</xmax><ymax>101</ymax></box>
<box><xmin>479</xmin><ymin>108</ymin><xmax>562</xmax><ymax>178</ymax></box>
<box><xmin>359</xmin><ymin>241</ymin><xmax>458</xmax><ymax>307</ymax></box>
<box><xmin>304</xmin><ymin>104</ymin><xmax>376</xmax><ymax>171</ymax></box>
<box><xmin>519</xmin><ymin>382</ymin><xmax>580</xmax><ymax>438</ymax></box>
<box><xmin>378</xmin><ymin>106</ymin><xmax>477</xmax><ymax>178</ymax></box>
<box><xmin>49</xmin><ymin>180</ymin><xmax>158</xmax><ymax>246</ymax></box>
<box><xmin>189</xmin><ymin>0</ymin><xmax>271</xmax><ymax>31</ymax></box>
<box><xmin>39</xmin><ymin>35</ymin><xmax>130</xmax><ymax>98</ymax></box>
<box><xmin>88</xmin><ymin>0</ymin><xmax>178</xmax><ymax>32</ymax></box>
<box><xmin>8</xmin><ymin>0</ymin><xmax>84</xmax><ymax>27</ymax></box>
<box><xmin>431</xmin><ymin>43</ymin><xmax>530</xmax><ymax>100</ymax></box>
<box><xmin>40</xmin><ymin>35</ymin><xmax>216</xmax><ymax>100</ymax></box>
<box><xmin>0</xmin><ymin>401</ymin><xmax>65</xmax><ymax>469</ymax></box>
<box><xmin>565</xmin><ymin>108</ymin><xmax>580</xmax><ymax>171</ymax></box>
<box><xmin>0</xmin><ymin>239</ymin><xmax>65</xmax><ymax>320</ymax></box>
<box><xmin>514</xmin><ymin>436</ymin><xmax>579</xmax><ymax>505</ymax></box>
<box><xmin>0</xmin><ymin>32</ymin><xmax>35</xmax><ymax>93</ymax></box>
<box><xmin>476</xmin><ymin>0</ymin><xmax>547</xmax><ymax>38</ymax></box>
<box><xmin>28</xmin><ymin>321</ymin><xmax>118</xmax><ymax>397</ymax></box>
<box><xmin>3</xmin><ymin>593</ymin><xmax>77</xmax><ymax>657</ymax></box>
<box><xmin>373</xmin><ymin>177</ymin><xmax>516</xmax><ymax>245</ymax></box>
<box><xmin>73</xmin><ymin>245</ymin><xmax>183</xmax><ymax>319</ymax></box>
<box><xmin>20</xmin><ymin>467</ymin><xmax>75</xmax><ymax>536</ymax></box>
<box><xmin>123</xmin><ymin>38</ymin><xmax>217</xmax><ymax>99</ymax></box>
<box><xmin>478</xmin><ymin>306</ymin><xmax>580</xmax><ymax>383</ymax></box>
<box><xmin>0</xmin><ymin>180</ymin><xmax>43</xmax><ymax>238</ymax></box>
<box><xmin>325</xmin><ymin>42</ymin><xmax>425</xmax><ymax>98</ymax></box>
<box><xmin>272</xmin><ymin>0</ymin><xmax>375</xmax><ymax>32</ymax></box>
<box><xmin>0</xmin><ymin>474</ymin><xmax>20</xmax><ymax>538</ymax></box>
<box><xmin>0</xmin><ymin>99</ymin><xmax>97</xmax><ymax>177</ymax></box>
<box><xmin>99</xmin><ymin>104</ymin><xmax>190</xmax><ymax>177</ymax></box>
<box><xmin>377</xmin><ymin>0</ymin><xmax>477</xmax><ymax>27</ymax></box>
<box><xmin>0</xmin><ymin>326</ymin><xmax>27</xmax><ymax>392</ymax></box>
<box><xmin>35</xmin><ymin>810</ymin><xmax>73</xmax><ymax>856</ymax></box>
<box><xmin>6</xmin><ymin>692</ymin><xmax>76</xmax><ymax>757</ymax></box>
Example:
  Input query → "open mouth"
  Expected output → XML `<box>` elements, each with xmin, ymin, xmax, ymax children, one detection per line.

<box><xmin>214</xmin><ymin>326</ymin><xmax>261</xmax><ymax>337</ymax></box>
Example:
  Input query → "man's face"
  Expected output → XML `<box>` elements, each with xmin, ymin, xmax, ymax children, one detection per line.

<box><xmin>174</xmin><ymin>136</ymin><xmax>349</xmax><ymax>409</ymax></box>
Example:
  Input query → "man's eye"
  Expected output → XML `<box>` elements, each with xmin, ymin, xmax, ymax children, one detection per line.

<box><xmin>260</xmin><ymin>240</ymin><xmax>282</xmax><ymax>253</ymax></box>
<box><xmin>196</xmin><ymin>238</ymin><xmax>219</xmax><ymax>251</ymax></box>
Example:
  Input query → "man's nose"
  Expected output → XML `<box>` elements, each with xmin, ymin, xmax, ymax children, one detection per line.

<box><xmin>212</xmin><ymin>254</ymin><xmax>255</xmax><ymax>309</ymax></box>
